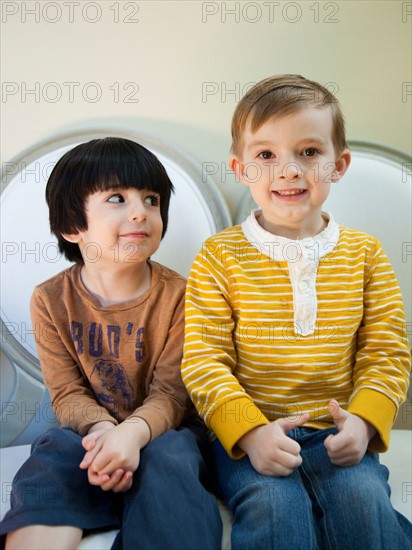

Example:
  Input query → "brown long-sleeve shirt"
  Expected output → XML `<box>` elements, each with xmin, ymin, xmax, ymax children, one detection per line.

<box><xmin>30</xmin><ymin>260</ymin><xmax>190</xmax><ymax>440</ymax></box>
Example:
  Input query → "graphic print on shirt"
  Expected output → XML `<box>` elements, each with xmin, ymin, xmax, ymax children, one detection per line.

<box><xmin>71</xmin><ymin>320</ymin><xmax>146</xmax><ymax>362</ymax></box>
<box><xmin>91</xmin><ymin>358</ymin><xmax>134</xmax><ymax>414</ymax></box>
<box><xmin>70</xmin><ymin>320</ymin><xmax>147</xmax><ymax>414</ymax></box>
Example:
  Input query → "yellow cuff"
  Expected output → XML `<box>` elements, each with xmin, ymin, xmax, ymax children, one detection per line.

<box><xmin>348</xmin><ymin>388</ymin><xmax>397</xmax><ymax>452</ymax></box>
<box><xmin>209</xmin><ymin>397</ymin><xmax>269</xmax><ymax>459</ymax></box>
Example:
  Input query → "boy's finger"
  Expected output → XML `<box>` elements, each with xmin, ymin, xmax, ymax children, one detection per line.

<box><xmin>328</xmin><ymin>399</ymin><xmax>349</xmax><ymax>429</ymax></box>
<box><xmin>278</xmin><ymin>434</ymin><xmax>302</xmax><ymax>457</ymax></box>
<box><xmin>113</xmin><ymin>471</ymin><xmax>133</xmax><ymax>493</ymax></box>
<box><xmin>79</xmin><ymin>450</ymin><xmax>96</xmax><ymax>469</ymax></box>
<box><xmin>90</xmin><ymin>452</ymin><xmax>115</xmax><ymax>476</ymax></box>
<box><xmin>278</xmin><ymin>412</ymin><xmax>309</xmax><ymax>434</ymax></box>
<box><xmin>99</xmin><ymin>469</ymin><xmax>125</xmax><ymax>492</ymax></box>
<box><xmin>324</xmin><ymin>433</ymin><xmax>339</xmax><ymax>453</ymax></box>
<box><xmin>79</xmin><ymin>441</ymin><xmax>103</xmax><ymax>469</ymax></box>
<box><xmin>88</xmin><ymin>469</ymin><xmax>111</xmax><ymax>486</ymax></box>
<box><xmin>324</xmin><ymin>431</ymin><xmax>348</xmax><ymax>454</ymax></box>
<box><xmin>275</xmin><ymin>448</ymin><xmax>303</xmax><ymax>469</ymax></box>
<box><xmin>81</xmin><ymin>431</ymin><xmax>102</xmax><ymax>451</ymax></box>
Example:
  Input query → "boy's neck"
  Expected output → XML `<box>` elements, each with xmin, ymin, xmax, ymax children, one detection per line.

<box><xmin>79</xmin><ymin>261</ymin><xmax>152</xmax><ymax>307</ymax></box>
<box><xmin>258</xmin><ymin>211</ymin><xmax>328</xmax><ymax>240</ymax></box>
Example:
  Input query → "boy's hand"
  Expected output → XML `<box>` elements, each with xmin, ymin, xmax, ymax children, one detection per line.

<box><xmin>80</xmin><ymin>419</ymin><xmax>150</xmax><ymax>492</ymax></box>
<box><xmin>87</xmin><ymin>467</ymin><xmax>133</xmax><ymax>493</ymax></box>
<box><xmin>324</xmin><ymin>399</ymin><xmax>376</xmax><ymax>466</ymax></box>
<box><xmin>238</xmin><ymin>413</ymin><xmax>309</xmax><ymax>477</ymax></box>
<box><xmin>80</xmin><ymin>422</ymin><xmax>129</xmax><ymax>492</ymax></box>
<box><xmin>79</xmin><ymin>421</ymin><xmax>115</xmax><ymax>470</ymax></box>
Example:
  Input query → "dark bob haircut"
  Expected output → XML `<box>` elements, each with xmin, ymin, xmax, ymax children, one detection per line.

<box><xmin>46</xmin><ymin>137</ymin><xmax>174</xmax><ymax>263</ymax></box>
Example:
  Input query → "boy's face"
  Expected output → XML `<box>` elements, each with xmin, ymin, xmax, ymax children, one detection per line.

<box><xmin>231</xmin><ymin>106</ymin><xmax>350</xmax><ymax>238</ymax></box>
<box><xmin>64</xmin><ymin>187</ymin><xmax>163</xmax><ymax>265</ymax></box>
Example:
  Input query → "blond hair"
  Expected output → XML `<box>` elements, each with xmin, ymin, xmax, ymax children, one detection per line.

<box><xmin>231</xmin><ymin>74</ymin><xmax>347</xmax><ymax>157</ymax></box>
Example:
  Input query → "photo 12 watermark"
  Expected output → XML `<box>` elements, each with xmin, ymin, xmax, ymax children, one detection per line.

<box><xmin>201</xmin><ymin>160</ymin><xmax>338</xmax><ymax>184</ymax></box>
<box><xmin>1</xmin><ymin>1</ymin><xmax>140</xmax><ymax>24</ymax></box>
<box><xmin>402</xmin><ymin>242</ymin><xmax>412</xmax><ymax>263</ymax></box>
<box><xmin>1</xmin><ymin>82</ymin><xmax>140</xmax><ymax>104</ymax></box>
<box><xmin>2</xmin><ymin>160</ymin><xmax>57</xmax><ymax>183</ymax></box>
<box><xmin>1</xmin><ymin>240</ymin><xmax>145</xmax><ymax>264</ymax></box>
<box><xmin>201</xmin><ymin>319</ymin><xmax>343</xmax><ymax>346</ymax></box>
<box><xmin>201</xmin><ymin>1</ymin><xmax>340</xmax><ymax>24</ymax></box>
<box><xmin>402</xmin><ymin>82</ymin><xmax>412</xmax><ymax>103</ymax></box>
<box><xmin>201</xmin><ymin>80</ymin><xmax>340</xmax><ymax>103</ymax></box>
<box><xmin>402</xmin><ymin>482</ymin><xmax>412</xmax><ymax>504</ymax></box>
<box><xmin>1</xmin><ymin>318</ymin><xmax>148</xmax><ymax>359</ymax></box>
<box><xmin>402</xmin><ymin>2</ymin><xmax>412</xmax><ymax>22</ymax></box>
<box><xmin>2</xmin><ymin>241</ymin><xmax>62</xmax><ymax>264</ymax></box>
<box><xmin>402</xmin><ymin>162</ymin><xmax>412</xmax><ymax>182</ymax></box>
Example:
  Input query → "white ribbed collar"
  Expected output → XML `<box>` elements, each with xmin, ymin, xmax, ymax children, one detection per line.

<box><xmin>241</xmin><ymin>208</ymin><xmax>340</xmax><ymax>263</ymax></box>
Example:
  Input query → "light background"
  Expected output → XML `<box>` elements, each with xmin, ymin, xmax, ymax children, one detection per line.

<box><xmin>1</xmin><ymin>0</ymin><xmax>411</xmax><ymax>430</ymax></box>
<box><xmin>1</xmin><ymin>0</ymin><xmax>411</xmax><ymax>214</ymax></box>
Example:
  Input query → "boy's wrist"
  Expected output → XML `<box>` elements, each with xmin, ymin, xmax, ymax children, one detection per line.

<box><xmin>87</xmin><ymin>421</ymin><xmax>116</xmax><ymax>435</ymax></box>
<box><xmin>237</xmin><ymin>426</ymin><xmax>259</xmax><ymax>454</ymax></box>
<box><xmin>359</xmin><ymin>416</ymin><xmax>377</xmax><ymax>442</ymax></box>
<box><xmin>122</xmin><ymin>417</ymin><xmax>151</xmax><ymax>448</ymax></box>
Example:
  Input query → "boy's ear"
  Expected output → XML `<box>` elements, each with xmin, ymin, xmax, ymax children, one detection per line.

<box><xmin>229</xmin><ymin>156</ymin><xmax>249</xmax><ymax>186</ymax></box>
<box><xmin>333</xmin><ymin>149</ymin><xmax>351</xmax><ymax>181</ymax></box>
<box><xmin>61</xmin><ymin>232</ymin><xmax>82</xmax><ymax>244</ymax></box>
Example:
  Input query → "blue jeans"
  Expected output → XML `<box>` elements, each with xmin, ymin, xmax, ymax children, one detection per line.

<box><xmin>212</xmin><ymin>427</ymin><xmax>412</xmax><ymax>550</ymax></box>
<box><xmin>1</xmin><ymin>420</ymin><xmax>222</xmax><ymax>550</ymax></box>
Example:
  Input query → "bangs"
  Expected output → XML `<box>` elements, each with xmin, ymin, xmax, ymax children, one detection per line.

<box><xmin>70</xmin><ymin>138</ymin><xmax>173</xmax><ymax>196</ymax></box>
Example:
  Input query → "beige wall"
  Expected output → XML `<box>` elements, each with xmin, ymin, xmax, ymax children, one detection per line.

<box><xmin>2</xmin><ymin>0</ymin><xmax>411</xmax><ymax>214</ymax></box>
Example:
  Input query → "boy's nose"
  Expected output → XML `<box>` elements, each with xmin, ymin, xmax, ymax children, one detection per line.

<box><xmin>129</xmin><ymin>200</ymin><xmax>146</xmax><ymax>221</ymax></box>
<box><xmin>279</xmin><ymin>161</ymin><xmax>303</xmax><ymax>182</ymax></box>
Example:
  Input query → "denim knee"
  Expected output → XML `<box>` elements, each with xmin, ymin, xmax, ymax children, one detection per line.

<box><xmin>318</xmin><ymin>453</ymin><xmax>391</xmax><ymax>511</ymax></box>
<box><xmin>140</xmin><ymin>426</ymin><xmax>206</xmax><ymax>477</ymax></box>
<box><xmin>230</xmin><ymin>481</ymin><xmax>317</xmax><ymax>550</ymax></box>
<box><xmin>212</xmin><ymin>440</ymin><xmax>318</xmax><ymax>550</ymax></box>
<box><xmin>232</xmin><ymin>481</ymin><xmax>272</xmax><ymax>515</ymax></box>
<box><xmin>121</xmin><ymin>426</ymin><xmax>222</xmax><ymax>550</ymax></box>
<box><xmin>31</xmin><ymin>427</ymin><xmax>83</xmax><ymax>455</ymax></box>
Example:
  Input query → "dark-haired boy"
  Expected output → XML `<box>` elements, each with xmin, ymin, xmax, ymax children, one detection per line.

<box><xmin>1</xmin><ymin>137</ymin><xmax>222</xmax><ymax>550</ymax></box>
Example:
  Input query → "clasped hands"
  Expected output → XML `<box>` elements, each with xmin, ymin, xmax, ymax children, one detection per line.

<box><xmin>238</xmin><ymin>399</ymin><xmax>376</xmax><ymax>477</ymax></box>
<box><xmin>79</xmin><ymin>419</ymin><xmax>150</xmax><ymax>493</ymax></box>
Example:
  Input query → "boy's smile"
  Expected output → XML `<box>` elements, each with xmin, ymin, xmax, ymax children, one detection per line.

<box><xmin>273</xmin><ymin>188</ymin><xmax>307</xmax><ymax>199</ymax></box>
<box><xmin>231</xmin><ymin>106</ymin><xmax>350</xmax><ymax>239</ymax></box>
<box><xmin>119</xmin><ymin>231</ymin><xmax>149</xmax><ymax>238</ymax></box>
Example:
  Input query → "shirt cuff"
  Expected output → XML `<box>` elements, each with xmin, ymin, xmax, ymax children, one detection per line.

<box><xmin>209</xmin><ymin>397</ymin><xmax>269</xmax><ymax>459</ymax></box>
<box><xmin>348</xmin><ymin>388</ymin><xmax>397</xmax><ymax>452</ymax></box>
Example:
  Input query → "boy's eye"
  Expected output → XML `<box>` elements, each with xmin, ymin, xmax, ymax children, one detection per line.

<box><xmin>107</xmin><ymin>193</ymin><xmax>125</xmax><ymax>203</ymax></box>
<box><xmin>303</xmin><ymin>148</ymin><xmax>318</xmax><ymax>157</ymax></box>
<box><xmin>144</xmin><ymin>195</ymin><xmax>160</xmax><ymax>206</ymax></box>
<box><xmin>259</xmin><ymin>151</ymin><xmax>274</xmax><ymax>160</ymax></box>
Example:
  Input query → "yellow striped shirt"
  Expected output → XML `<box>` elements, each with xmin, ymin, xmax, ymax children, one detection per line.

<box><xmin>182</xmin><ymin>222</ymin><xmax>411</xmax><ymax>458</ymax></box>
